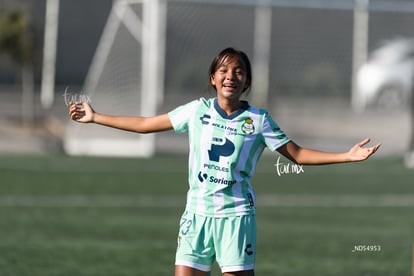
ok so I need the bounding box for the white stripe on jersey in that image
[169,97,290,217]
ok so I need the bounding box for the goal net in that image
[64,0,165,157]
[62,0,407,158]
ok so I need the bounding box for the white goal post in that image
[61,0,374,158]
[64,0,166,157]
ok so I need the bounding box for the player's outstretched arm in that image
[68,102,173,133]
[277,138,381,165]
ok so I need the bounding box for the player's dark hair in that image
[208,47,252,94]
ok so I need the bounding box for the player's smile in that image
[222,83,238,93]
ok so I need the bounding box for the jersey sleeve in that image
[168,98,202,134]
[261,112,290,151]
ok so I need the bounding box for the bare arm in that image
[69,102,173,133]
[277,139,381,165]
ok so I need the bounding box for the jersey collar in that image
[213,98,249,120]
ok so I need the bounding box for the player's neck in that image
[216,97,242,116]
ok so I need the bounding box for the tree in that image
[0,8,37,126]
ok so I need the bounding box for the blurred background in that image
[1,0,414,163]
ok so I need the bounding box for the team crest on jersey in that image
[241,118,255,134]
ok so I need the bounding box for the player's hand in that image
[347,138,381,161]
[69,101,95,123]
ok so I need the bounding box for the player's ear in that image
[210,74,216,86]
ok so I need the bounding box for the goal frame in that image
[64,0,166,157]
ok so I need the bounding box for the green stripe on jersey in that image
[168,97,290,217]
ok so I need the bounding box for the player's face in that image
[210,56,247,101]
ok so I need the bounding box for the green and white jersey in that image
[168,98,290,217]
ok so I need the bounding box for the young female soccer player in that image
[69,47,381,276]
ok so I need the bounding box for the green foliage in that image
[0,8,36,65]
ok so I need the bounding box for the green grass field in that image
[0,154,413,275]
